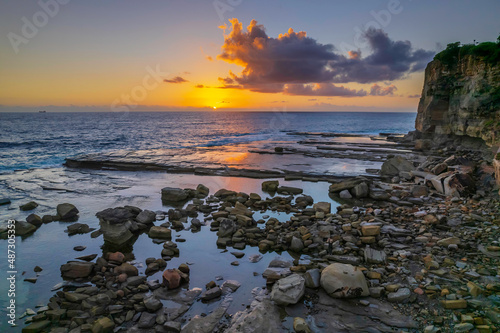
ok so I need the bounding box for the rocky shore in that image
[8,140,499,333]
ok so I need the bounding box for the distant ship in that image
[39,110,47,113]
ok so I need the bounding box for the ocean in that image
[0,111,416,172]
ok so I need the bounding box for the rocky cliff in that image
[415,54,500,147]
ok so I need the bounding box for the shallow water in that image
[0,168,339,330]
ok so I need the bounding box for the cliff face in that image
[415,55,500,147]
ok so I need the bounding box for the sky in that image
[0,0,499,112]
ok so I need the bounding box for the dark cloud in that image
[408,94,421,98]
[369,84,397,96]
[195,84,204,88]
[216,19,435,94]
[284,83,367,97]
[164,76,189,84]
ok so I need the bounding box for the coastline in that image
[1,129,498,332]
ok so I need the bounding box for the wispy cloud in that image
[164,76,189,84]
[370,84,397,96]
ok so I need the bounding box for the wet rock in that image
[76,254,97,262]
[380,156,414,177]
[196,184,210,197]
[144,295,163,312]
[320,263,369,298]
[262,180,279,192]
[163,321,182,332]
[16,221,37,236]
[26,214,42,227]
[73,246,86,251]
[387,288,411,303]
[60,261,94,279]
[231,252,245,259]
[148,226,172,239]
[270,274,305,306]
[222,280,241,292]
[114,263,138,276]
[57,203,79,221]
[214,188,237,198]
[248,254,263,263]
[201,286,222,301]
[22,320,51,332]
[108,251,125,263]
[0,198,11,206]
[277,186,303,195]
[161,187,189,202]
[218,219,236,238]
[138,312,157,329]
[437,237,460,247]
[19,201,38,211]
[136,210,156,224]
[162,269,181,289]
[66,223,90,235]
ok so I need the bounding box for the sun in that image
[213,106,217,109]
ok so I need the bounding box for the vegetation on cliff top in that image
[434,35,500,67]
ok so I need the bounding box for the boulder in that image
[143,296,163,312]
[196,184,210,197]
[387,288,411,303]
[214,188,237,198]
[99,220,133,245]
[96,206,139,224]
[19,201,38,211]
[352,182,369,198]
[201,286,222,302]
[380,156,415,177]
[0,198,10,206]
[161,187,189,202]
[313,202,331,213]
[270,274,305,305]
[138,312,157,329]
[15,221,37,236]
[262,180,279,192]
[320,263,369,298]
[136,210,156,224]
[26,214,42,227]
[60,261,94,279]
[114,263,138,276]
[162,269,181,289]
[67,223,91,235]
[218,219,236,238]
[277,186,303,195]
[57,203,79,220]
[329,178,366,193]
[148,226,171,239]
[290,236,304,252]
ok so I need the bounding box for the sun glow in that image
[213,106,217,109]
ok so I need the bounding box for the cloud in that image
[408,94,421,98]
[195,84,205,88]
[369,84,397,96]
[216,19,435,94]
[164,76,189,84]
[284,83,367,97]
[206,55,213,61]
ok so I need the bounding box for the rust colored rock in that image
[108,252,125,263]
[162,269,181,289]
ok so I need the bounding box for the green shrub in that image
[434,37,500,67]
